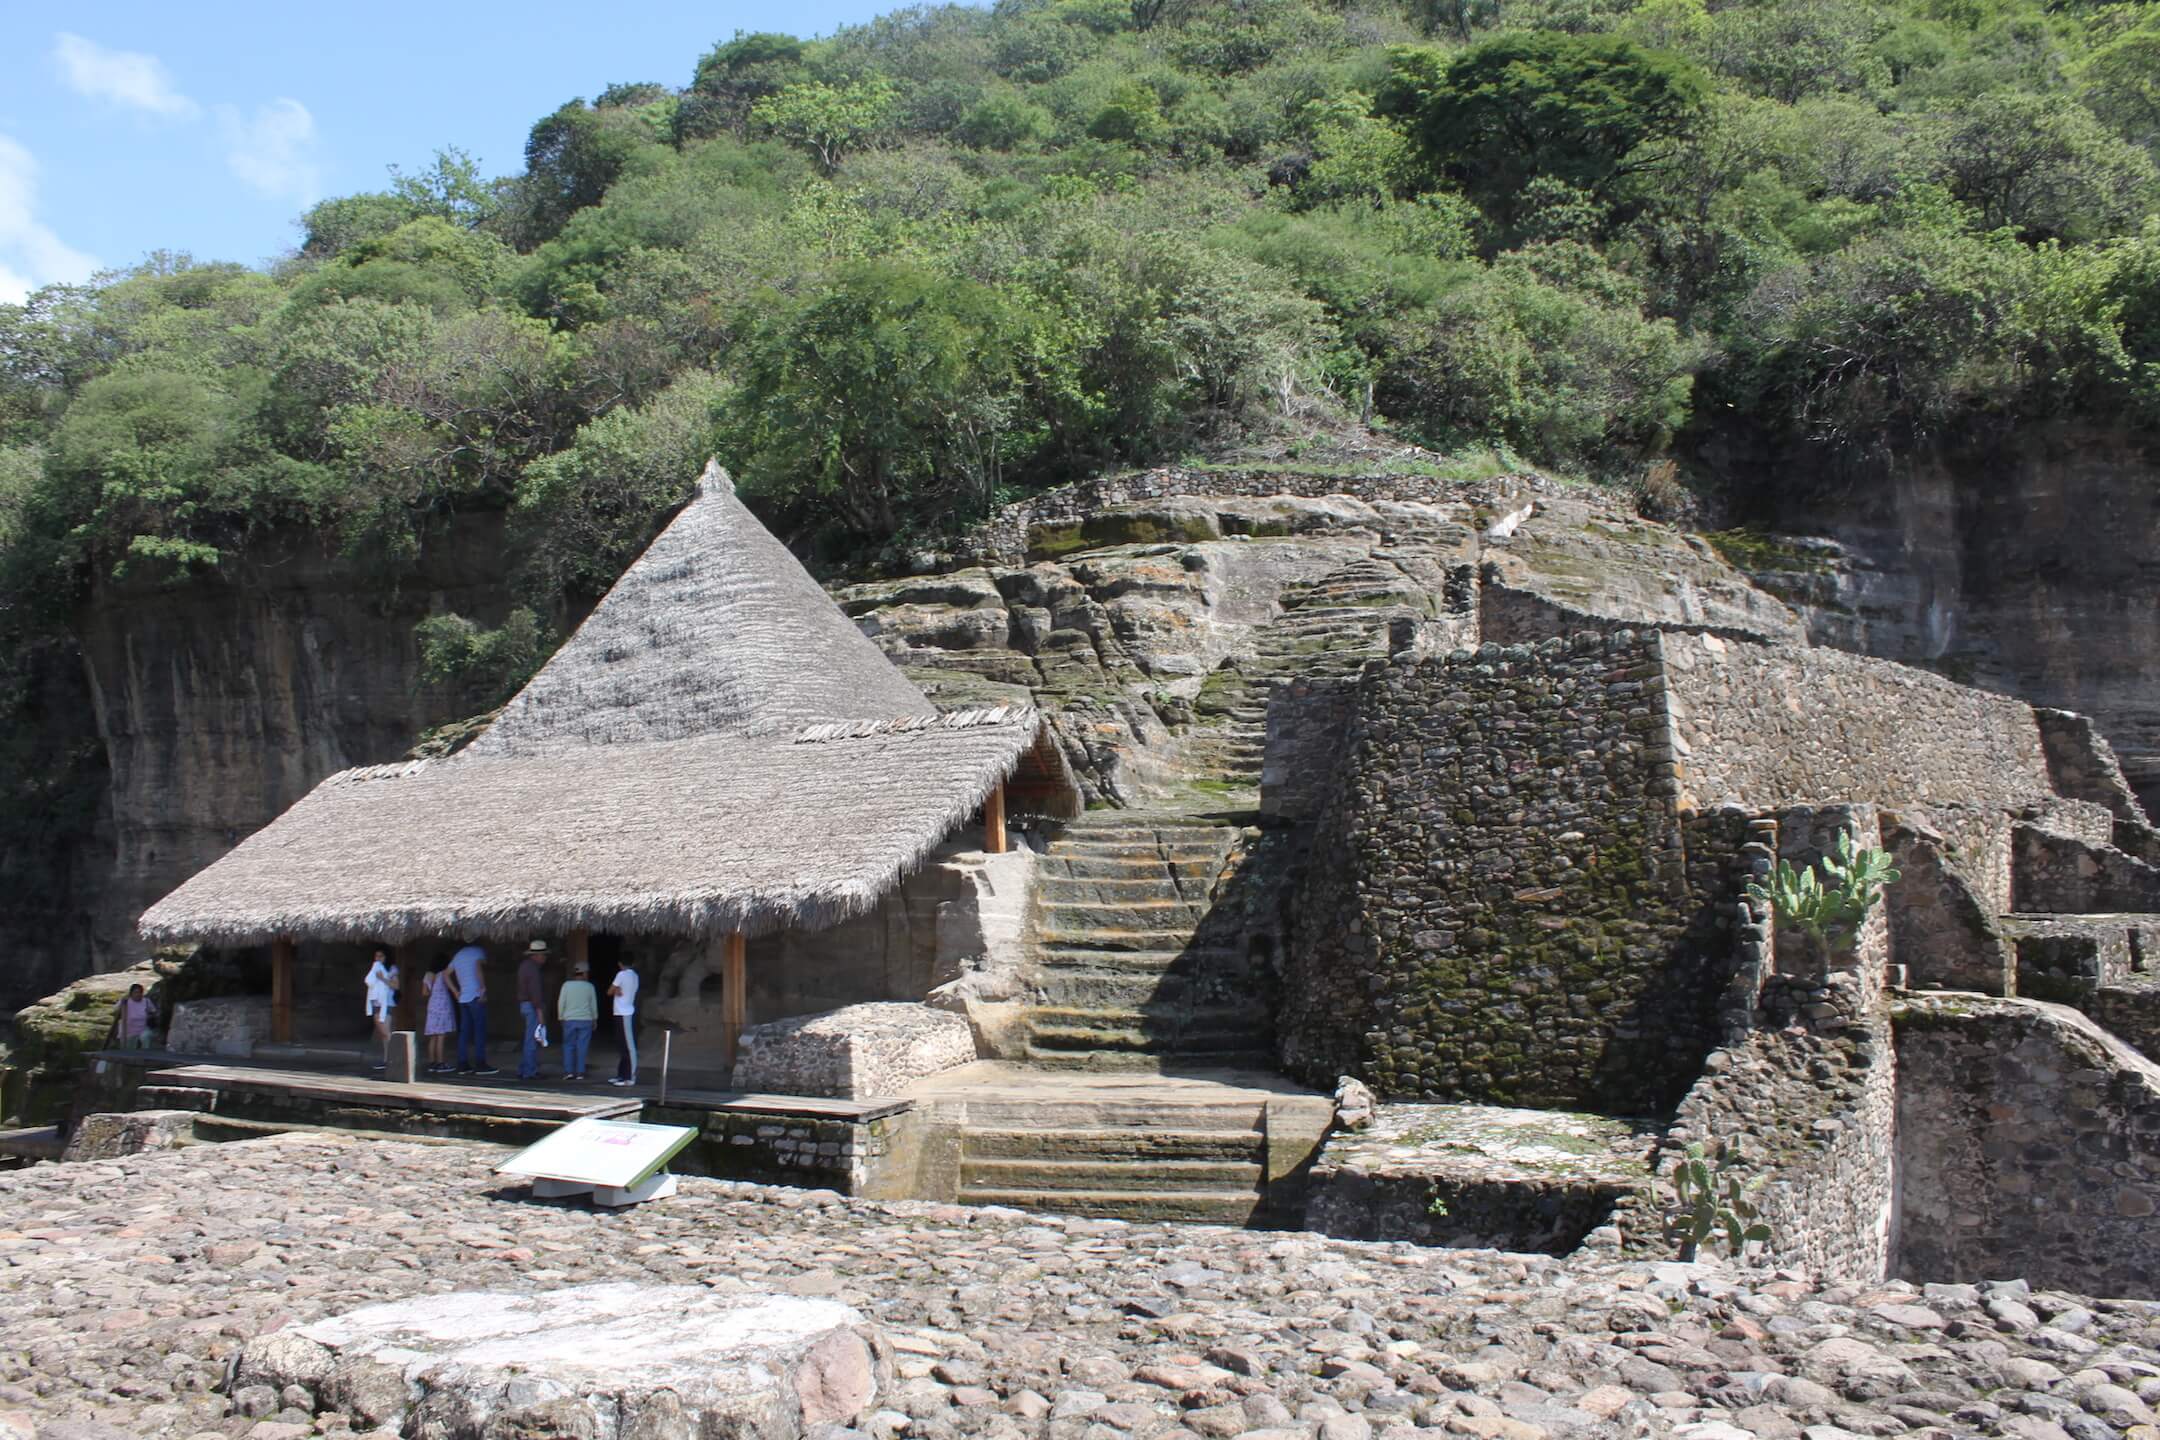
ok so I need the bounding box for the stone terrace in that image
[7,1135,2160,1440]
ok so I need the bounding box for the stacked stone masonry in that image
[1282,631,1745,1113]
[1895,994,2160,1297]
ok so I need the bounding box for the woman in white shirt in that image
[364,947,397,1073]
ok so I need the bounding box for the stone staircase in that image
[955,1091,1275,1223]
[948,554,1446,1224]
[1190,555,1433,789]
[1019,816,1271,1069]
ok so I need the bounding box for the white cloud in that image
[217,98,321,205]
[52,33,200,120]
[0,135,100,304]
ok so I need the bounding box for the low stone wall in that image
[730,1004,976,1100]
[167,996,271,1057]
[1882,813,2012,994]
[2037,707,2152,825]
[1629,1012,1897,1281]
[1894,994,2160,1298]
[1281,631,1749,1113]
[2012,822,2160,914]
[1304,1104,1652,1254]
[673,1104,920,1197]
[60,1109,195,1161]
[2005,914,2153,998]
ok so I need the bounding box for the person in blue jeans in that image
[557,961,599,1081]
[515,940,550,1081]
[446,941,498,1076]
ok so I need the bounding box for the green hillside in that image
[3,0,2158,619]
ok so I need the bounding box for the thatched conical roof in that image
[138,467,1076,946]
[470,464,934,756]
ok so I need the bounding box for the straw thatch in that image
[138,468,1078,947]
[468,461,934,756]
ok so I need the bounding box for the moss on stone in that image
[1705,529,1828,575]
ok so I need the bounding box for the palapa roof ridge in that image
[466,460,934,758]
[793,704,1037,744]
[136,465,1079,947]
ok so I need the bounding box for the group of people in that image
[363,940,642,1086]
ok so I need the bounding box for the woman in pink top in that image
[111,984,157,1051]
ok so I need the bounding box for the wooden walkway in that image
[150,1065,642,1123]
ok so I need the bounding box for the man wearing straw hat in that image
[516,940,551,1082]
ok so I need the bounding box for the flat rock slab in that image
[243,1281,888,1439]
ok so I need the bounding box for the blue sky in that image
[0,1,912,301]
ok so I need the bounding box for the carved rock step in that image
[962,1156,1264,1192]
[1024,1002,1269,1034]
[1037,874,1209,903]
[1015,1048,1279,1073]
[1051,838,1233,861]
[1035,926,1210,952]
[1025,1020,1270,1055]
[1030,970,1218,1006]
[1034,899,1213,933]
[956,1187,1266,1224]
[961,1126,1263,1161]
[951,1097,1268,1129]
[1029,946,1242,974]
[1042,854,1219,881]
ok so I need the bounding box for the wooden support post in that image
[395,942,421,1034]
[567,929,590,973]
[721,932,747,1073]
[984,781,1007,855]
[271,938,296,1044]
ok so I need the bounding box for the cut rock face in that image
[237,1282,887,1440]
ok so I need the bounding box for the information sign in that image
[497,1116,697,1198]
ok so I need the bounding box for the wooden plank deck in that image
[150,1065,641,1123]
[656,1088,912,1123]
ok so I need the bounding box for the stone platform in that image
[907,1062,1336,1225]
[1304,1103,1658,1254]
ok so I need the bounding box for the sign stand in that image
[496,1115,697,1208]
[531,1172,679,1206]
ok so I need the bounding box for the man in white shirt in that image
[609,961,640,1087]
[445,942,498,1077]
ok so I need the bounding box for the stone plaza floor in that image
[2,1133,2158,1439]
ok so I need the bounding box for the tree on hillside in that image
[675,32,812,142]
[511,100,667,246]
[753,78,900,174]
[726,260,1041,534]
[1935,91,2158,241]
[1380,34,1712,238]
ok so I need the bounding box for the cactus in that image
[1745,827,1900,964]
[1666,1141,1771,1262]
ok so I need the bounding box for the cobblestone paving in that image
[4,1134,2160,1440]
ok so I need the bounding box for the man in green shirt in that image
[557,962,600,1082]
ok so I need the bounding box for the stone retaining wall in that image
[679,1107,918,1197]
[2037,707,2152,825]
[1260,677,1359,825]
[1631,1012,1897,1280]
[2012,822,2160,914]
[1665,632,2054,915]
[1894,994,2160,1298]
[1281,631,1748,1113]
